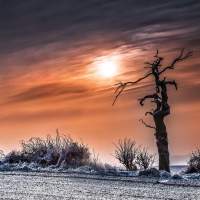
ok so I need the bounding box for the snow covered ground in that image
[0,171,200,199]
[0,162,200,199]
[0,162,196,179]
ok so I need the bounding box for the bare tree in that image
[113,49,193,172]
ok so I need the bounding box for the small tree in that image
[113,49,193,172]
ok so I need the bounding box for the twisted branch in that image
[145,111,154,116]
[138,93,161,106]
[139,119,156,130]
[112,73,152,105]
[159,49,193,75]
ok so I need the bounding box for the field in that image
[0,171,199,200]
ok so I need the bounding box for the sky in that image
[0,0,200,165]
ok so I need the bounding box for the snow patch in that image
[0,162,200,180]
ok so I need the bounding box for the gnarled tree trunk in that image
[153,72,171,172]
[154,112,170,172]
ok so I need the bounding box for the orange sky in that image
[0,0,200,165]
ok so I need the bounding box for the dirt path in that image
[0,171,199,199]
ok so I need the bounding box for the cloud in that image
[0,0,199,89]
[8,82,89,103]
[1,0,200,55]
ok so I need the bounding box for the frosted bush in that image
[2,130,91,169]
[113,138,156,170]
[188,148,200,170]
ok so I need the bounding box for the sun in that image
[98,60,117,78]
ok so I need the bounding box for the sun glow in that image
[98,60,117,78]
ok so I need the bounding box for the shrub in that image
[112,138,138,170]
[188,148,200,170]
[3,150,22,163]
[113,138,156,170]
[135,147,156,169]
[3,130,91,168]
[60,140,90,167]
[0,150,5,161]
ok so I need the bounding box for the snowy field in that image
[0,171,200,200]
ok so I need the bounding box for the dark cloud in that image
[0,0,199,93]
[0,0,200,56]
[0,0,200,103]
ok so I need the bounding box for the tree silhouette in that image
[113,49,193,172]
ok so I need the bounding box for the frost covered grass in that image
[0,131,200,181]
[0,130,118,173]
[1,130,90,167]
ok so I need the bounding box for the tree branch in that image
[159,49,193,75]
[145,111,154,116]
[154,49,163,60]
[139,119,156,130]
[138,93,161,106]
[112,72,152,105]
[138,94,153,106]
[165,79,177,90]
[112,82,126,106]
[145,62,154,66]
[154,50,159,57]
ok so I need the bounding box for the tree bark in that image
[153,111,170,172]
[153,80,170,172]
